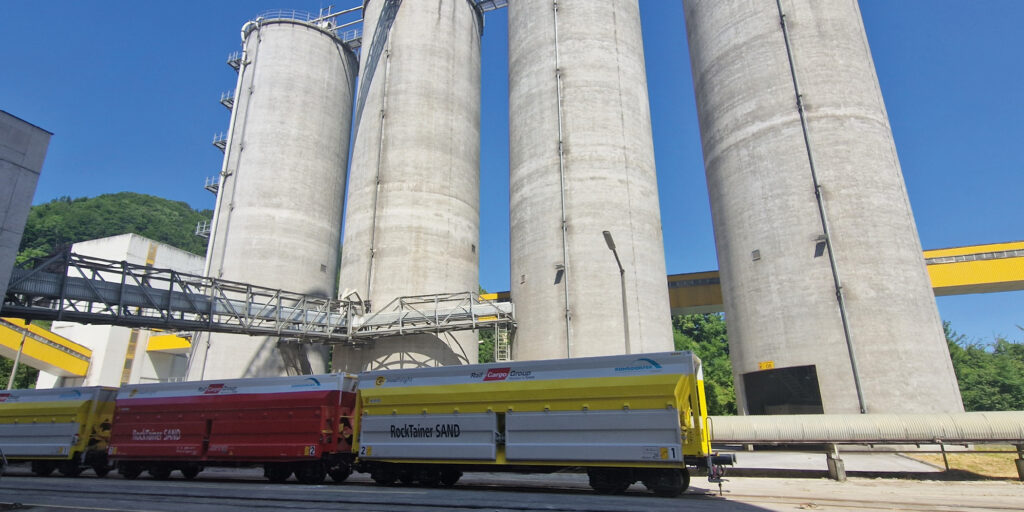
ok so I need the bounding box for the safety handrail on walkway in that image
[1,251,514,344]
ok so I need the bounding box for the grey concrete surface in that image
[195,18,358,379]
[1,464,1021,511]
[726,449,940,473]
[682,0,963,415]
[336,0,482,372]
[0,111,50,296]
[508,0,673,362]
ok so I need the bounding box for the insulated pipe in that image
[709,412,1024,444]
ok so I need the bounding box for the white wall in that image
[37,234,204,388]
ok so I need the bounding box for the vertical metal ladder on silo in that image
[494,325,511,362]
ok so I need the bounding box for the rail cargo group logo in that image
[471,367,534,381]
[483,367,511,381]
[614,358,663,373]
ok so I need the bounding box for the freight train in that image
[0,351,731,497]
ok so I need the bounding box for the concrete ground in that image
[725,448,945,473]
[1,453,1021,511]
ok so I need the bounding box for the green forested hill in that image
[17,192,212,261]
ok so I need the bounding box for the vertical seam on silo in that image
[612,0,639,348]
[366,38,391,301]
[553,0,573,357]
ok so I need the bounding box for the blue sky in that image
[2,1,1020,344]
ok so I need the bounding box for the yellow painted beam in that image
[145,333,192,354]
[0,319,90,377]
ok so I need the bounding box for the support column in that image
[826,444,846,482]
[1015,444,1023,482]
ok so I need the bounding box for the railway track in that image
[1,469,1020,512]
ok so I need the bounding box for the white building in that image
[35,234,204,388]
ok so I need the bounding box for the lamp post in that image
[602,231,630,355]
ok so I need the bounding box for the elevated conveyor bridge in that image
[669,241,1024,315]
[1,251,514,346]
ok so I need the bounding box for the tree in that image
[945,322,1024,411]
[672,314,736,416]
[478,327,496,364]
[0,356,39,390]
[17,192,212,263]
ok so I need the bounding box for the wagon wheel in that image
[180,465,201,480]
[295,461,326,485]
[370,464,399,485]
[118,463,143,480]
[641,468,688,498]
[264,463,292,483]
[328,462,352,483]
[439,468,462,487]
[148,465,172,480]
[58,460,83,477]
[31,461,55,477]
[587,468,632,494]
[93,464,112,478]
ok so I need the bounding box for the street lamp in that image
[602,231,630,355]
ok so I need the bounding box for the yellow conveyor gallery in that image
[668,241,1024,314]
[354,351,712,468]
[0,318,90,377]
[2,242,1019,374]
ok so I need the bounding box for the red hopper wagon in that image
[108,373,358,483]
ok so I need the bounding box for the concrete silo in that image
[334,0,482,371]
[507,0,673,361]
[190,15,358,379]
[682,0,963,414]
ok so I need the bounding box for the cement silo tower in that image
[682,0,963,414]
[334,0,482,372]
[507,0,673,360]
[191,13,358,379]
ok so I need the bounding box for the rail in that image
[1,251,514,344]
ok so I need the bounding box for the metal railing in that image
[219,90,235,109]
[1,251,514,345]
[195,220,211,238]
[211,132,227,151]
[203,175,220,194]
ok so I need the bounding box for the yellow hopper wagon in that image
[354,351,733,496]
[0,386,117,477]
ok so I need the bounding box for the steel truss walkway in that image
[1,251,514,345]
